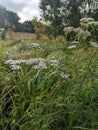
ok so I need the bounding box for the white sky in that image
[0,0,41,22]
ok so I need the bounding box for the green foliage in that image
[66,0,82,27]
[1,30,6,40]
[22,21,35,33]
[40,0,65,37]
[0,5,19,31]
[0,39,98,129]
[0,5,35,33]
[32,18,45,39]
[0,28,5,39]
[80,18,98,41]
[39,0,98,38]
[91,9,98,21]
[39,0,83,37]
[63,17,98,43]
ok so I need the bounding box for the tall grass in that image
[0,39,98,130]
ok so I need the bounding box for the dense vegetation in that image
[1,0,98,36]
[0,34,98,129]
[39,0,98,37]
[0,0,98,129]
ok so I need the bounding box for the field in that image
[6,31,49,40]
[0,37,98,130]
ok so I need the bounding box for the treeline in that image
[1,0,98,37]
[0,5,35,33]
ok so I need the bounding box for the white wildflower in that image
[10,65,21,70]
[80,18,94,23]
[26,58,45,65]
[78,30,91,37]
[0,28,4,31]
[5,60,23,65]
[50,60,59,67]
[93,21,98,26]
[78,29,85,35]
[85,31,91,37]
[33,62,47,70]
[89,41,98,47]
[5,58,46,70]
[5,58,45,65]
[5,77,10,82]
[63,26,74,33]
[71,41,80,44]
[73,27,83,33]
[60,72,70,80]
[30,43,40,48]
[88,21,98,26]
[66,10,71,15]
[68,45,76,49]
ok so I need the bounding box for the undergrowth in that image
[0,39,98,130]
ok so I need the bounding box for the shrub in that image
[80,18,98,41]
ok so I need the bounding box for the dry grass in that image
[6,31,49,40]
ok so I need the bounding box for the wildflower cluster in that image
[80,18,94,23]
[71,41,79,44]
[73,27,83,33]
[10,65,21,70]
[68,45,76,49]
[89,41,98,48]
[80,18,98,41]
[5,58,47,70]
[63,17,98,43]
[63,26,91,43]
[33,60,47,69]
[50,60,59,67]
[80,18,95,30]
[63,26,74,33]
[60,72,70,80]
[5,58,71,82]
[63,26,75,41]
[5,58,60,71]
[30,43,40,48]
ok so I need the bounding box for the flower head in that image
[30,43,40,48]
[89,41,98,47]
[80,18,94,23]
[68,45,76,49]
[60,72,70,80]
[50,60,59,67]
[10,65,21,70]
[63,26,74,33]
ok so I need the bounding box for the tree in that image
[5,10,20,30]
[0,5,6,27]
[0,5,20,31]
[0,5,36,33]
[32,17,46,38]
[77,0,98,20]
[22,20,35,33]
[40,0,84,37]
[65,0,82,27]
[4,19,11,30]
[40,0,65,37]
[85,0,98,20]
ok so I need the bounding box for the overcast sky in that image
[0,0,41,22]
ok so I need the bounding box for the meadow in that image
[0,37,98,130]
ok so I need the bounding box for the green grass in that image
[0,38,98,130]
